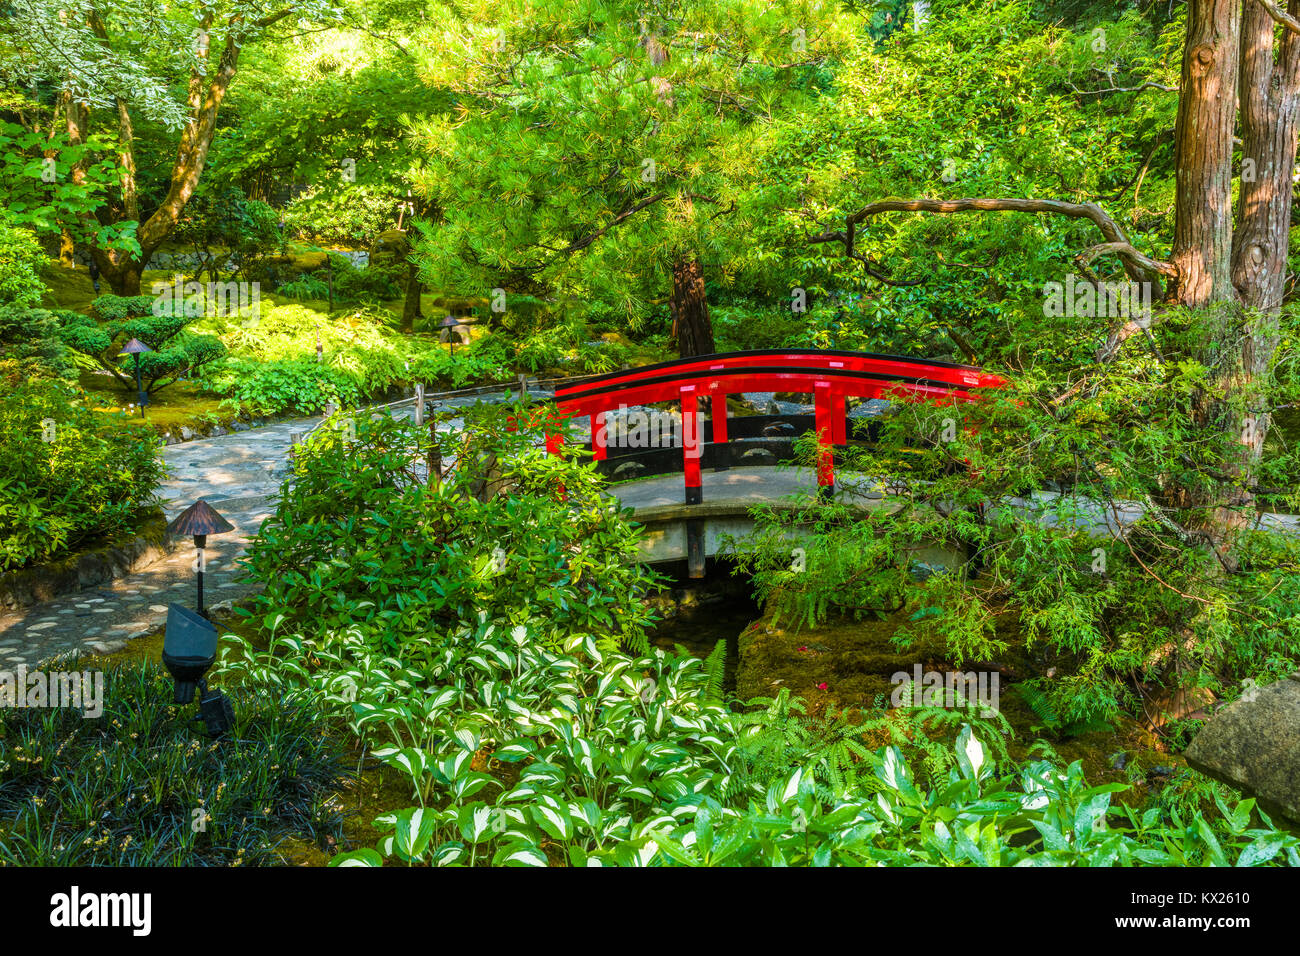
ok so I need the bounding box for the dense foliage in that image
[240,409,660,651]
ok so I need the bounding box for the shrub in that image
[60,301,227,397]
[327,253,401,303]
[238,408,659,651]
[0,219,46,308]
[203,357,365,415]
[89,294,157,322]
[0,305,79,383]
[0,379,164,569]
[0,660,350,865]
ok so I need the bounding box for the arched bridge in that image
[548,348,1008,505]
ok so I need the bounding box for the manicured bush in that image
[61,297,228,397]
[88,294,157,322]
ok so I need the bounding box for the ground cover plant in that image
[0,660,350,865]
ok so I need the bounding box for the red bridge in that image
[548,349,1008,503]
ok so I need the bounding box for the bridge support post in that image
[712,393,729,472]
[682,385,702,504]
[687,518,706,579]
[814,381,834,501]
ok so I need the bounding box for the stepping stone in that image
[149,605,169,613]
[87,598,105,604]
[92,608,114,614]
[26,622,57,631]
[58,609,76,615]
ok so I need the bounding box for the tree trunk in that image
[1170,0,1240,308]
[401,261,424,333]
[669,254,715,357]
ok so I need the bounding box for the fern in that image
[702,639,727,702]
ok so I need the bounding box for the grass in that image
[78,369,233,436]
[0,656,352,865]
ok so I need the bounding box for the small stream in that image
[645,563,759,693]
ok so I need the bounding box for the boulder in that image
[740,448,778,465]
[1184,673,1300,823]
[611,461,647,481]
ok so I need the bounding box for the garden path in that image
[0,385,552,668]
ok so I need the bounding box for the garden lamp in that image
[119,338,152,417]
[166,499,234,619]
[162,603,234,737]
[440,315,461,359]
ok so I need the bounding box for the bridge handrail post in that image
[591,410,607,461]
[814,380,834,500]
[681,385,702,505]
[712,391,729,472]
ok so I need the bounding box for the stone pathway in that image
[0,386,554,667]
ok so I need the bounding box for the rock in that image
[772,401,814,415]
[1185,673,1300,823]
[739,448,778,465]
[208,600,233,614]
[762,422,795,437]
[210,426,227,437]
[848,399,892,419]
[180,426,195,441]
[611,461,647,481]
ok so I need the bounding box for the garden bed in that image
[0,509,176,610]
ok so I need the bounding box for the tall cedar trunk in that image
[669,255,715,357]
[401,260,424,332]
[1171,0,1239,308]
[1203,0,1300,545]
[1166,0,1246,566]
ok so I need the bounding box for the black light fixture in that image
[119,338,152,417]
[162,603,234,737]
[166,499,234,619]
[440,315,461,359]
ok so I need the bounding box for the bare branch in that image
[809,196,1175,288]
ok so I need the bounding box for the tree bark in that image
[1170,0,1240,308]
[669,254,715,357]
[89,26,246,295]
[401,260,424,332]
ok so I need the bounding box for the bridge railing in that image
[551,349,1008,504]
